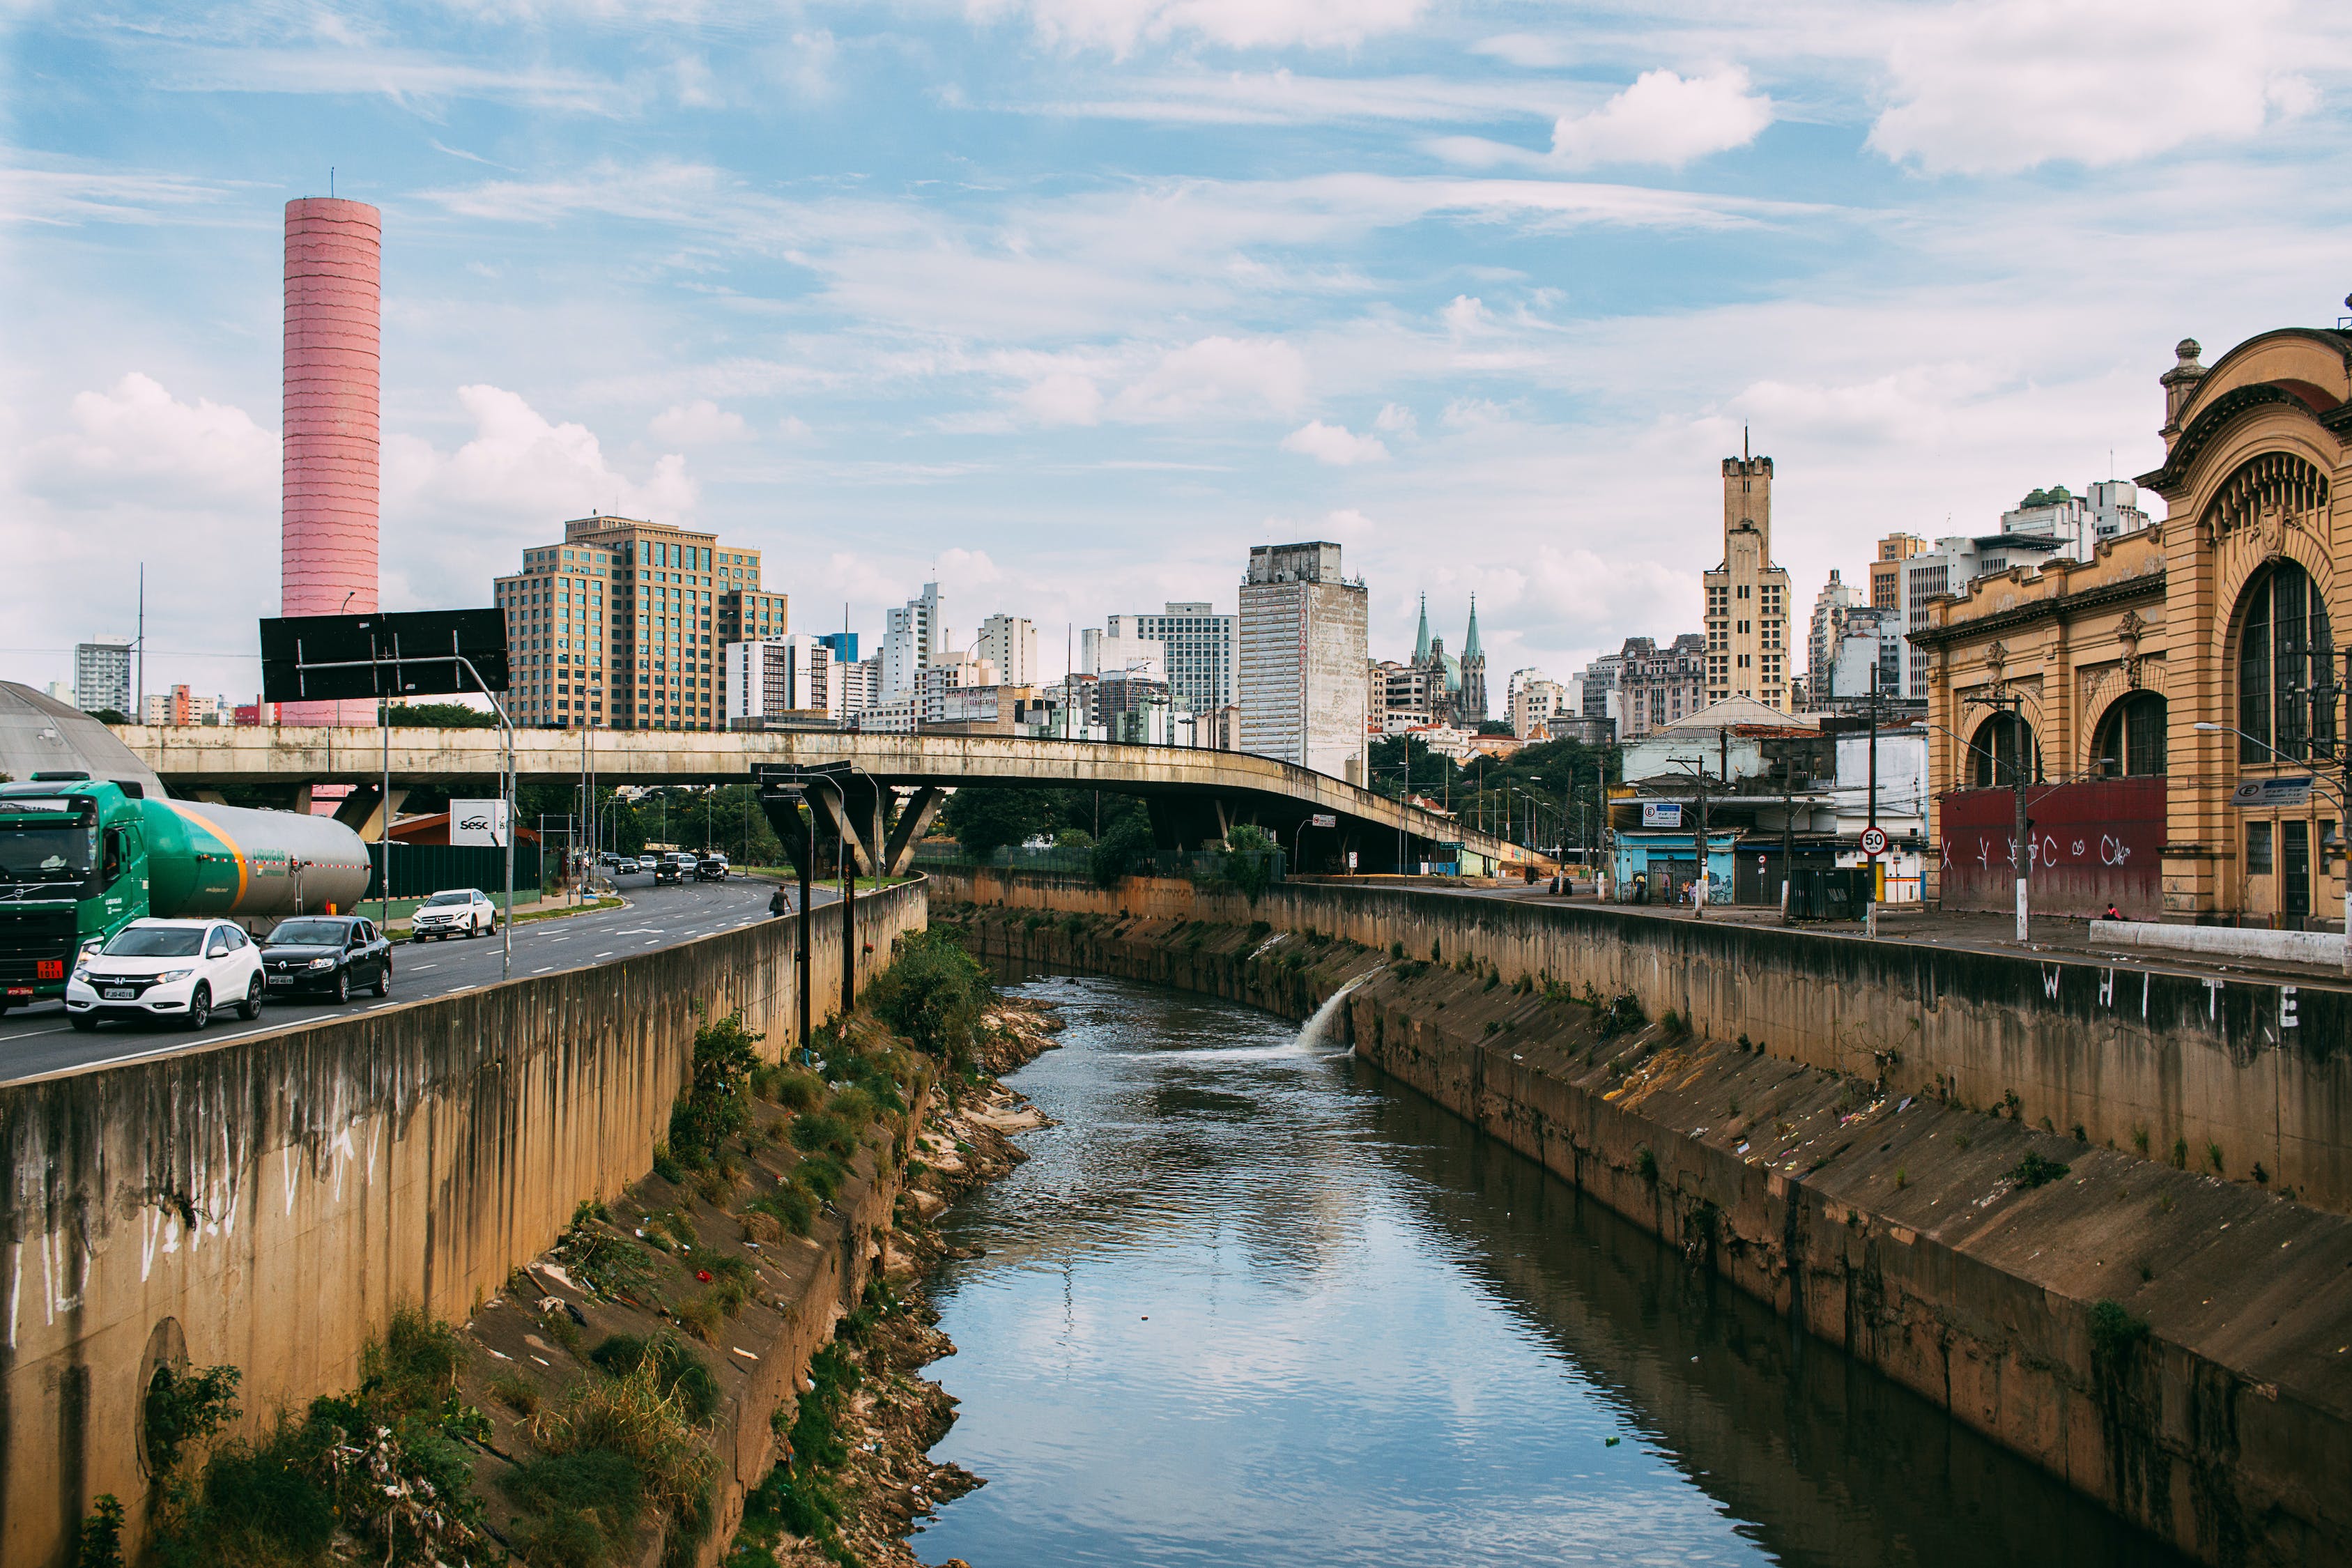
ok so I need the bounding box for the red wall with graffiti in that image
[1937,778,2165,918]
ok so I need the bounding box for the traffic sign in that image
[1859,827,1889,856]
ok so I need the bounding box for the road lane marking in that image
[594,951,613,958]
[532,967,554,974]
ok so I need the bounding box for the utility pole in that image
[1779,751,1796,925]
[1982,691,2033,943]
[1866,672,1881,939]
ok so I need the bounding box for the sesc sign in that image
[449,798,509,847]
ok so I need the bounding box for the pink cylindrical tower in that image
[281,197,381,725]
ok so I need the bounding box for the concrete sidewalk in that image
[1438,881,2352,992]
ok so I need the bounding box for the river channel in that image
[917,976,2189,1568]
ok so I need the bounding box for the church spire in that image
[1463,594,1482,659]
[1413,592,1431,663]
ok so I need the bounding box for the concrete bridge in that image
[118,724,1543,877]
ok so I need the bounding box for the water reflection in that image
[921,976,2188,1568]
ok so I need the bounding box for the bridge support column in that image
[333,783,408,842]
[881,786,945,877]
[813,783,880,877]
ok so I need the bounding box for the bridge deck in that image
[118,725,1548,874]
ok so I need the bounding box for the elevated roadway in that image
[120,724,1542,877]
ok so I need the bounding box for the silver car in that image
[410,888,498,941]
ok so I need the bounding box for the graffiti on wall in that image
[1937,778,2165,918]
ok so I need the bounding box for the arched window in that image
[2235,562,2335,764]
[2093,692,2167,777]
[1969,712,2036,788]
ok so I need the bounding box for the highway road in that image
[0,871,835,1085]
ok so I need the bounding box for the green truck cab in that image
[0,774,151,1010]
[0,771,376,1014]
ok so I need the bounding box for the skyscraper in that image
[495,516,769,730]
[976,615,1040,686]
[881,583,941,699]
[280,197,381,725]
[1238,542,1367,783]
[1097,603,1234,715]
[73,638,132,716]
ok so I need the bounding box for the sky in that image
[5,0,2351,703]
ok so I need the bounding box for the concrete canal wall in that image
[939,868,2352,1216]
[0,882,926,1567]
[935,875,2352,1568]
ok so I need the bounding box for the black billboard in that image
[260,610,510,703]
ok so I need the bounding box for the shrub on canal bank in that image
[864,930,991,1073]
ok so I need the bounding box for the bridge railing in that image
[910,841,1286,886]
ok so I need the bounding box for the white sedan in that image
[66,918,265,1031]
[410,888,499,941]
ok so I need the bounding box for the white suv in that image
[67,918,264,1031]
[410,888,498,941]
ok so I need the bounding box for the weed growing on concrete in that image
[1429,939,1442,964]
[752,1063,823,1112]
[2138,1262,2155,1284]
[1514,974,1532,994]
[1953,1133,1971,1151]
[2070,1123,2086,1143]
[1596,992,1645,1039]
[526,1353,717,1566]
[144,1361,243,1478]
[1484,1020,1501,1036]
[2171,1136,2188,1169]
[146,1312,492,1568]
[792,1112,856,1160]
[1726,1096,1739,1117]
[2252,1162,2268,1185]
[588,1333,721,1424]
[1387,939,1404,958]
[1483,971,1500,992]
[72,1494,125,1568]
[2087,1299,2151,1375]
[556,1207,663,1302]
[748,1187,819,1237]
[2000,1089,2022,1119]
[1661,1009,1689,1040]
[2132,1125,2151,1155]
[2008,1151,2072,1190]
[1894,1168,1907,1190]
[1634,1145,1659,1181]
[489,1372,541,1415]
[865,930,992,1073]
[2206,1142,2224,1174]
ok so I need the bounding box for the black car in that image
[653,859,682,886]
[259,914,392,1003]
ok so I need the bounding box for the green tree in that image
[1089,813,1156,887]
[940,786,1047,862]
[383,701,498,728]
[864,932,991,1071]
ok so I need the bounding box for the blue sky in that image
[6,0,2349,702]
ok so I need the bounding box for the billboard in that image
[1642,802,1683,827]
[1937,778,2164,918]
[448,798,509,847]
[260,608,509,704]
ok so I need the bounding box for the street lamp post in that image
[2195,718,2352,976]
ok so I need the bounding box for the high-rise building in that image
[1238,541,1367,783]
[976,615,1040,687]
[74,638,132,716]
[1805,570,1856,706]
[881,584,941,699]
[1507,669,1566,739]
[280,197,382,725]
[1615,633,1709,738]
[815,631,859,665]
[1081,625,1167,683]
[1702,443,1794,709]
[724,636,833,727]
[1098,603,1235,716]
[835,656,880,716]
[496,515,761,730]
[1869,534,1925,610]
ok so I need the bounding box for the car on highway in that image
[259,914,392,1003]
[64,917,263,1031]
[695,853,729,881]
[633,856,657,873]
[652,858,682,886]
[410,888,499,941]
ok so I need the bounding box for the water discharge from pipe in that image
[1296,969,1377,1055]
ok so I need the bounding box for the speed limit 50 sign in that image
[1859,827,1889,856]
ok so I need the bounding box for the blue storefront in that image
[1611,829,1739,905]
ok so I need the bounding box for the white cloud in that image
[1374,402,1417,436]
[1017,371,1105,426]
[1868,0,2317,174]
[1281,420,1389,465]
[649,399,746,443]
[1442,294,1489,335]
[778,415,815,440]
[26,373,277,503]
[1109,336,1307,422]
[972,0,1427,54]
[389,384,695,526]
[1548,68,1773,169]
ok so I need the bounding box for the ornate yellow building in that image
[1916,328,2352,925]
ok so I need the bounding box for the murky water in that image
[919,976,2188,1568]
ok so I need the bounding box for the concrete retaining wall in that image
[939,868,2352,1215]
[940,897,2352,1567]
[0,882,926,1568]
[2092,918,2346,967]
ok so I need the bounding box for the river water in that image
[918,976,2187,1568]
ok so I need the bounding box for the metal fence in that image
[910,841,1284,885]
[367,842,544,900]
